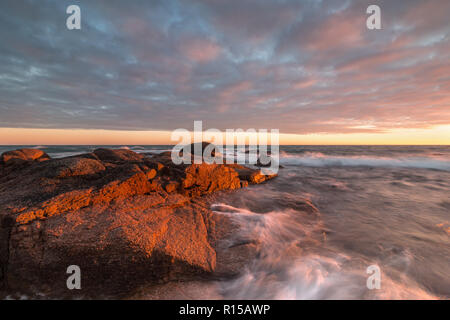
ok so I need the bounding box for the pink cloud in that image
[217,81,252,113]
[293,79,317,89]
[307,14,365,51]
[180,38,222,63]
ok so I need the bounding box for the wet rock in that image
[233,165,277,184]
[240,180,249,188]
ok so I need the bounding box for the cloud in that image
[179,37,222,63]
[0,0,448,135]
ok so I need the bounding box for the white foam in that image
[280,152,450,171]
[212,203,439,300]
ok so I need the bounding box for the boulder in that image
[7,195,215,296]
[0,149,50,166]
[0,148,276,298]
[233,165,277,184]
[184,142,216,157]
[93,148,143,162]
[181,163,241,196]
[50,157,106,178]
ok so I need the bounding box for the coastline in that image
[0,147,277,299]
[1,145,448,299]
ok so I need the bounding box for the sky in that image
[0,0,449,145]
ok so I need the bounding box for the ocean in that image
[1,145,449,299]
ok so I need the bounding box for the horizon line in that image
[1,144,449,147]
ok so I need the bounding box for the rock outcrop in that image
[1,148,50,164]
[0,149,50,168]
[0,148,276,298]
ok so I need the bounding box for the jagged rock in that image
[181,164,241,196]
[145,168,157,180]
[233,165,277,184]
[165,182,179,193]
[0,148,276,298]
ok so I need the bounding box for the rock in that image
[215,242,259,277]
[0,216,14,290]
[145,168,157,180]
[0,149,50,166]
[256,153,272,167]
[149,178,164,192]
[51,157,106,178]
[178,142,218,162]
[7,195,215,296]
[155,151,172,158]
[233,165,277,184]
[256,155,284,169]
[188,142,216,156]
[165,182,179,193]
[156,162,165,171]
[93,148,143,162]
[128,280,223,300]
[0,148,276,298]
[181,163,241,196]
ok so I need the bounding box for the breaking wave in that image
[212,203,439,300]
[280,152,450,171]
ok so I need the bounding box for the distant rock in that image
[184,141,217,157]
[93,148,144,162]
[0,148,50,166]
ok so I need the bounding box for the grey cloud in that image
[0,0,449,134]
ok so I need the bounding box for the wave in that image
[212,203,439,300]
[139,148,171,154]
[48,152,84,158]
[280,152,450,171]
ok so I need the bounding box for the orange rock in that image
[181,163,241,194]
[146,168,157,180]
[0,148,276,298]
[1,148,50,166]
[233,166,277,184]
[165,182,179,193]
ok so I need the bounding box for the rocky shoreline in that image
[0,147,276,299]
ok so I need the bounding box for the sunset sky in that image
[0,0,449,145]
